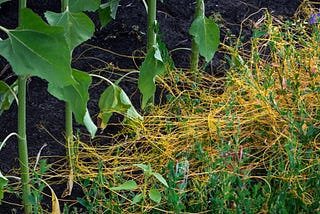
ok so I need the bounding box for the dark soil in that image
[0,0,303,213]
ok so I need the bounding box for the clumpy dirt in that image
[0,0,303,212]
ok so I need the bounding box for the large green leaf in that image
[111,180,138,191]
[48,69,97,137]
[0,171,8,204]
[98,83,142,130]
[138,46,165,109]
[0,8,74,87]
[98,0,120,28]
[148,188,161,203]
[189,15,220,62]
[45,10,95,51]
[69,0,100,12]
[0,80,17,116]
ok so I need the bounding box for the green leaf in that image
[77,197,91,209]
[189,15,220,62]
[253,29,267,38]
[98,83,142,130]
[131,193,143,205]
[0,0,10,5]
[148,189,161,203]
[133,164,152,173]
[82,109,97,138]
[0,80,17,116]
[99,0,120,28]
[48,69,97,137]
[0,8,74,87]
[152,172,168,188]
[138,46,165,109]
[45,10,95,51]
[69,0,100,12]
[0,171,8,204]
[111,180,138,191]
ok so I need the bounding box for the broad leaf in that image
[131,193,143,205]
[152,172,168,188]
[138,45,165,109]
[98,83,142,130]
[148,188,161,203]
[189,15,220,62]
[48,69,97,137]
[45,10,95,51]
[0,0,10,5]
[0,8,74,87]
[98,0,120,28]
[0,80,17,116]
[0,171,8,204]
[69,0,100,12]
[111,180,138,191]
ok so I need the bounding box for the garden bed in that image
[1,0,319,213]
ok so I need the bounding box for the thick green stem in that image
[61,0,72,143]
[65,102,73,148]
[61,0,68,11]
[147,0,156,51]
[65,102,74,175]
[190,0,204,72]
[61,0,74,184]
[18,77,31,214]
[19,0,26,13]
[18,0,32,213]
[146,0,157,105]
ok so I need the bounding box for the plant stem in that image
[147,0,156,51]
[18,0,32,213]
[146,0,157,105]
[61,0,68,11]
[61,0,75,193]
[62,0,72,144]
[190,0,204,72]
[65,102,73,149]
[18,77,32,214]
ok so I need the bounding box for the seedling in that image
[190,0,220,72]
[111,164,168,211]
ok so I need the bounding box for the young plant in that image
[92,73,143,131]
[111,164,168,211]
[189,0,220,72]
[0,0,125,212]
[138,0,165,108]
[0,0,32,212]
[45,0,99,197]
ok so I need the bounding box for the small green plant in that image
[76,160,121,213]
[111,163,168,212]
[165,158,189,212]
[29,159,50,214]
[138,0,166,108]
[190,0,220,72]
[138,0,220,109]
